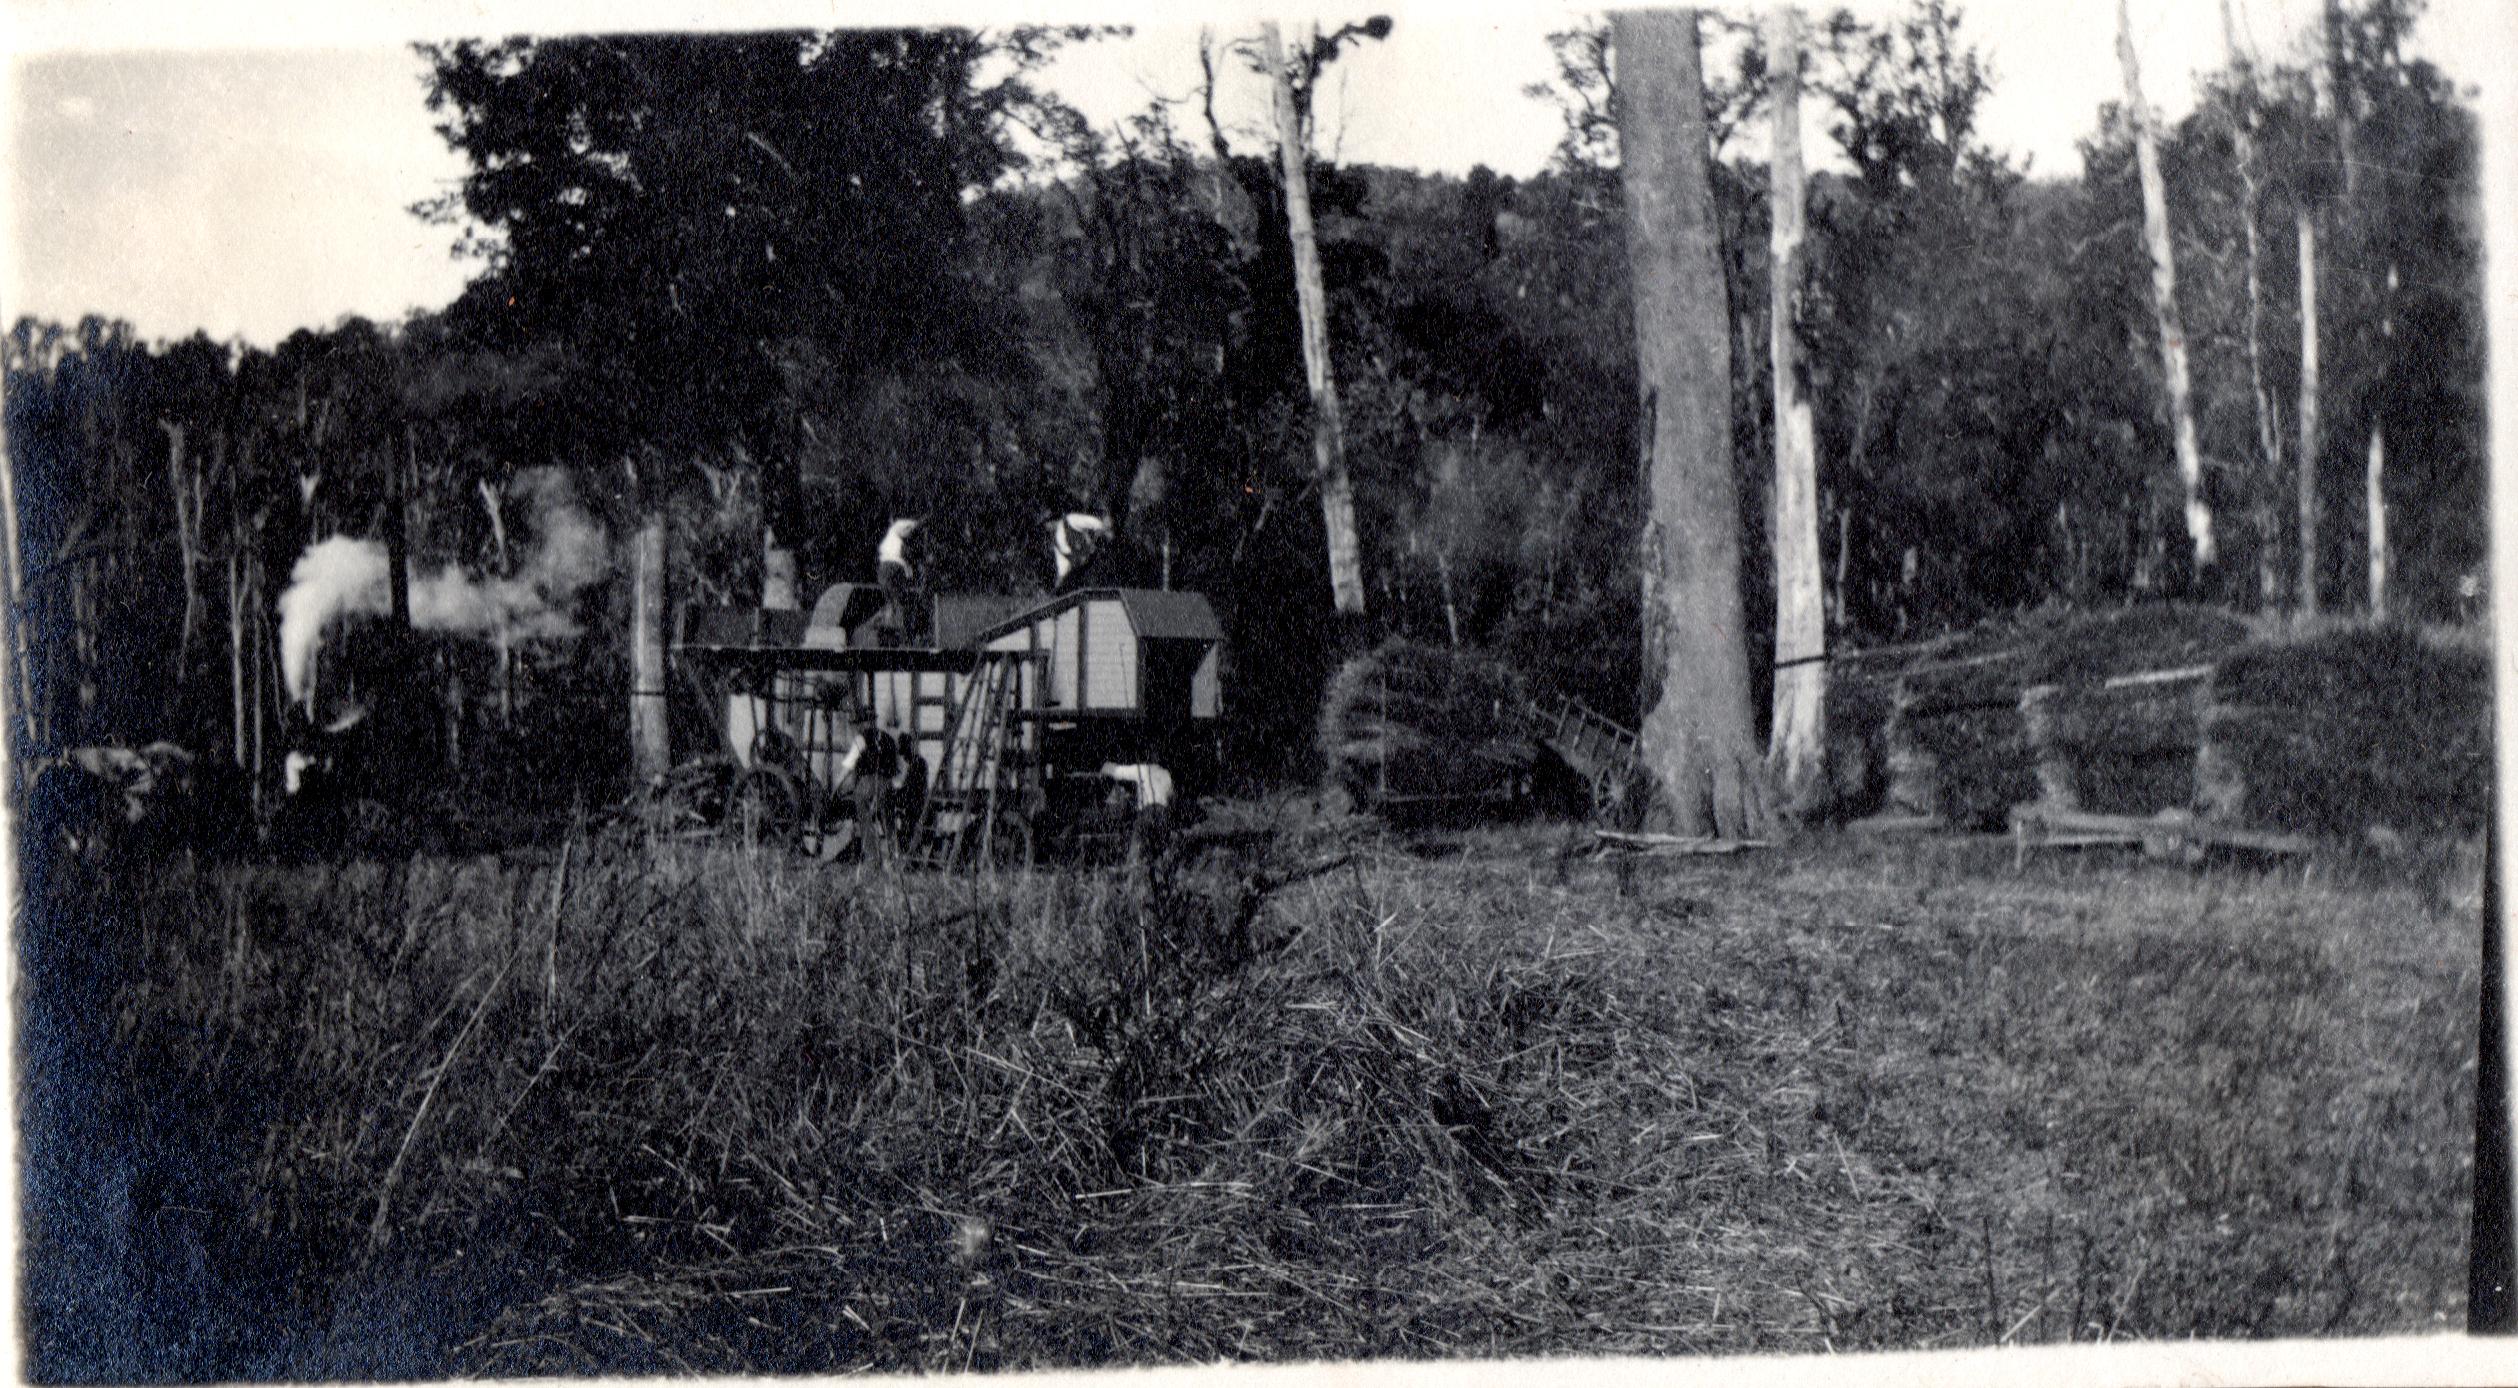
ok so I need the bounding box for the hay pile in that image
[2023,605,2257,685]
[1821,642,1949,820]
[1880,605,2255,829]
[2021,670,2213,815]
[1884,644,2043,828]
[1320,641,1537,810]
[2199,626,2490,840]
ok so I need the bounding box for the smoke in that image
[278,470,609,706]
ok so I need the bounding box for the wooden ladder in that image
[1535,692,1642,813]
[905,652,1026,869]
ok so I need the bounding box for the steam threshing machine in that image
[671,582,1224,865]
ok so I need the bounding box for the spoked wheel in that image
[727,768,803,851]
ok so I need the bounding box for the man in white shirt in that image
[1099,761,1176,861]
[876,517,923,645]
[1098,761,1173,809]
[1051,512,1111,592]
[836,708,904,864]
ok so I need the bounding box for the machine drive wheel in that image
[728,768,803,851]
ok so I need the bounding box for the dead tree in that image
[159,420,207,683]
[2116,0,2214,577]
[2220,0,2286,610]
[479,477,515,726]
[2369,262,2394,618]
[2298,6,2336,618]
[0,369,32,761]
[1261,21,1366,618]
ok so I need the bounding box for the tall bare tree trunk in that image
[2369,261,2395,619]
[1765,5,1826,821]
[629,459,671,783]
[2366,426,2387,618]
[2117,0,2214,577]
[2220,0,2286,612]
[2328,0,2358,200]
[1616,8,1771,839]
[228,548,247,768]
[250,553,267,799]
[1262,21,1365,618]
[160,419,206,683]
[479,478,514,728]
[2298,8,2337,620]
[2297,207,2323,617]
[0,384,34,759]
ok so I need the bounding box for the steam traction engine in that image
[671,583,1223,865]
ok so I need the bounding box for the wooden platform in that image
[2007,804,2315,864]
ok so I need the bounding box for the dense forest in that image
[1,0,2483,817]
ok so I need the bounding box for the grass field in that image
[16,814,2482,1379]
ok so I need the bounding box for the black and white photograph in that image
[6,0,2516,1379]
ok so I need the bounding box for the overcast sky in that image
[5,0,2509,347]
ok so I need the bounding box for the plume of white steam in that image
[279,469,608,707]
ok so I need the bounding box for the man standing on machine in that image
[876,517,924,645]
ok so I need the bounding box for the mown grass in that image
[16,816,2480,1378]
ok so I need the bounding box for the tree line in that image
[1,1,2482,822]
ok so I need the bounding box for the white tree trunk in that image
[1262,21,1366,617]
[251,556,267,794]
[2221,0,2286,612]
[629,473,671,782]
[2297,206,2322,617]
[2327,0,2359,200]
[160,419,204,680]
[2117,0,2214,573]
[0,386,32,756]
[2366,426,2387,619]
[2369,261,2396,619]
[2297,5,2338,620]
[1765,5,1826,821]
[479,478,514,727]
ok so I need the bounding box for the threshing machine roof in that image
[973,587,1223,646]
